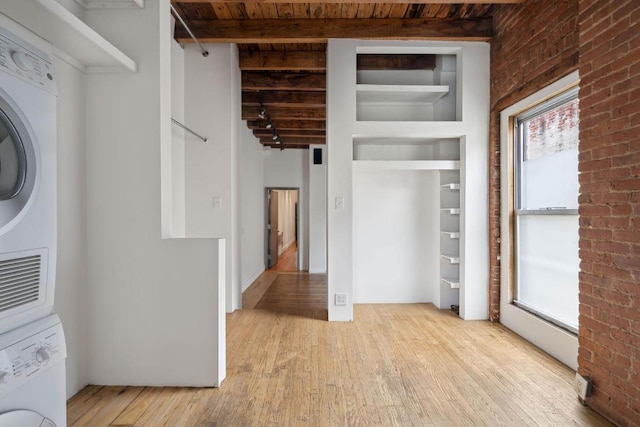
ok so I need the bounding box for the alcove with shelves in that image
[352,136,460,170]
[438,170,461,309]
[356,53,458,122]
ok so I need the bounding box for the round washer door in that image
[0,410,56,427]
[0,93,38,236]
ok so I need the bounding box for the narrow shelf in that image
[356,84,449,104]
[440,183,460,190]
[353,160,460,171]
[441,255,460,264]
[440,208,460,215]
[2,0,137,72]
[441,278,460,289]
[441,231,460,239]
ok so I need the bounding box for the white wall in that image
[352,170,439,303]
[308,146,327,273]
[239,125,265,291]
[84,0,224,386]
[274,189,297,254]
[170,38,186,237]
[182,43,242,312]
[264,149,309,270]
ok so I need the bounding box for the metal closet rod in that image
[170,3,209,57]
[172,118,208,142]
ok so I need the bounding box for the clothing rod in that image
[170,4,209,57]
[172,118,208,142]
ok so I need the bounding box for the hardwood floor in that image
[67,272,612,426]
[269,242,298,272]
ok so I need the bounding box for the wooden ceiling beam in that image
[246,120,326,130]
[262,144,310,150]
[242,72,326,91]
[242,91,326,108]
[242,106,326,120]
[259,136,325,144]
[175,17,493,44]
[179,1,524,4]
[239,51,326,71]
[357,54,436,70]
[253,129,325,138]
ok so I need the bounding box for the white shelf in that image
[357,84,449,104]
[441,278,460,289]
[440,208,460,215]
[441,255,460,264]
[2,0,137,72]
[353,160,460,171]
[440,183,460,190]
[441,231,460,239]
[74,0,143,8]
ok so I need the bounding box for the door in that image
[267,190,279,268]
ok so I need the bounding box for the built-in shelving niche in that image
[356,53,458,122]
[439,169,461,310]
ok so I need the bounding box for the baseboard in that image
[241,265,265,292]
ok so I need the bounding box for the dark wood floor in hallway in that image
[67,271,612,426]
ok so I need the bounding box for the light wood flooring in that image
[67,272,611,426]
[269,243,298,272]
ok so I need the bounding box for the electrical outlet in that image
[574,373,592,403]
[335,293,348,306]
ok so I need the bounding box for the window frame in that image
[499,70,580,370]
[512,86,580,335]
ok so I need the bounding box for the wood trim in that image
[175,17,493,43]
[259,136,325,144]
[253,129,325,137]
[357,54,436,70]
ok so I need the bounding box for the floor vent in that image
[0,255,41,313]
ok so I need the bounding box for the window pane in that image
[517,214,579,330]
[520,98,579,210]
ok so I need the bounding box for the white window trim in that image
[500,70,580,370]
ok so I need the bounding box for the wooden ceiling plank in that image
[174,17,494,43]
[242,90,326,107]
[263,143,311,149]
[260,136,325,144]
[323,4,342,18]
[242,72,326,91]
[239,51,326,71]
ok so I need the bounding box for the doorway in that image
[265,188,300,272]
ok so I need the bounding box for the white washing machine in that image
[0,314,66,427]
[0,25,57,335]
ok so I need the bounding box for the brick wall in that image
[489,0,579,321]
[577,1,640,425]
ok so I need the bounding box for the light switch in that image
[213,197,222,208]
[335,197,344,210]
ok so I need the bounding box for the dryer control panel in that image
[0,314,66,399]
[0,26,56,94]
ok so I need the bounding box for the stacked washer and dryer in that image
[0,25,67,427]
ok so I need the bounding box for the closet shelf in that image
[2,0,137,72]
[440,183,460,190]
[441,231,460,239]
[440,208,460,215]
[353,160,460,171]
[441,278,460,289]
[356,84,449,104]
[441,255,460,264]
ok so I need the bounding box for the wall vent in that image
[0,255,41,313]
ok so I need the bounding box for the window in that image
[513,87,579,333]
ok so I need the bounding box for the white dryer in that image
[0,26,57,334]
[0,314,66,427]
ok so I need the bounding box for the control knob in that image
[36,348,50,364]
[10,50,35,72]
